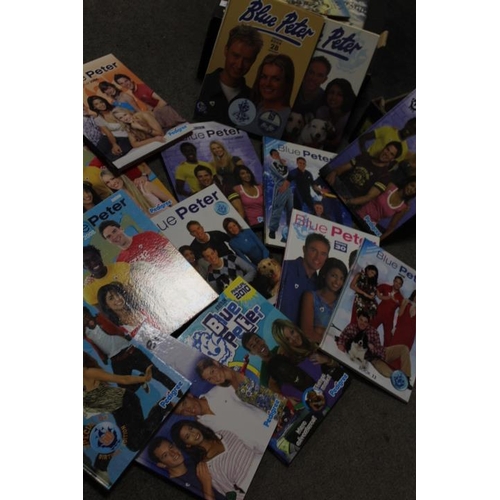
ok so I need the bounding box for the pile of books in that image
[83,0,416,497]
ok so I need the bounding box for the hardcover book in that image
[275,208,379,342]
[320,239,416,402]
[152,185,281,303]
[135,334,278,500]
[194,0,324,139]
[319,89,416,241]
[160,121,265,227]
[178,277,351,464]
[83,53,192,174]
[83,146,177,219]
[286,17,379,152]
[262,135,354,248]
[83,336,190,489]
[83,190,218,338]
[279,0,350,19]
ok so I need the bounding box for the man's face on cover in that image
[224,41,258,81]
[154,440,185,469]
[245,334,270,358]
[303,240,329,273]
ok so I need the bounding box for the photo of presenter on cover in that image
[83,54,192,173]
[194,0,324,139]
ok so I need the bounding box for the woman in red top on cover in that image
[389,290,416,351]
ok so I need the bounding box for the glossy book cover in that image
[160,121,264,228]
[286,17,379,153]
[275,208,379,342]
[194,0,324,139]
[178,277,351,464]
[83,337,190,489]
[152,185,281,304]
[319,90,416,241]
[83,146,177,220]
[262,135,355,248]
[320,239,416,402]
[83,53,192,174]
[135,335,277,500]
[83,190,218,338]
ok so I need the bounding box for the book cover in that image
[83,146,177,219]
[320,239,416,402]
[280,0,350,19]
[83,54,192,174]
[319,90,416,241]
[194,0,324,139]
[262,136,355,248]
[83,335,191,489]
[152,185,281,303]
[160,121,265,227]
[275,208,379,341]
[83,190,218,337]
[286,17,379,152]
[134,334,278,500]
[178,277,351,464]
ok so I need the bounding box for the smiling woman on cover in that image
[300,258,348,344]
[232,165,264,227]
[209,140,244,196]
[222,217,269,267]
[111,107,165,149]
[249,53,295,137]
[171,420,263,500]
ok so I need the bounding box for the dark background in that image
[83,1,416,498]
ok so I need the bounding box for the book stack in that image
[83,0,415,498]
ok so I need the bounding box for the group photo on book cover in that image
[320,90,416,241]
[135,335,278,500]
[262,136,354,248]
[83,54,192,173]
[320,239,416,402]
[276,208,379,344]
[83,146,177,219]
[194,0,325,139]
[152,185,282,303]
[178,277,350,464]
[83,335,190,489]
[161,121,265,227]
[284,18,379,152]
[83,190,217,339]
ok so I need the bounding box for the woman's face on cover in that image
[325,267,345,293]
[210,143,225,157]
[326,84,344,110]
[283,326,302,349]
[238,168,252,183]
[259,64,286,103]
[114,110,133,124]
[105,289,126,312]
[102,173,123,191]
[181,248,196,264]
[93,98,107,111]
[179,424,203,447]
[201,363,226,385]
[83,188,93,205]
[226,221,240,236]
[103,86,117,97]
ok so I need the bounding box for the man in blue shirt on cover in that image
[278,233,330,325]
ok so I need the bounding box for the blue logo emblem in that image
[214,201,230,215]
[390,370,409,391]
[90,421,122,453]
[257,110,282,134]
[229,98,256,126]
